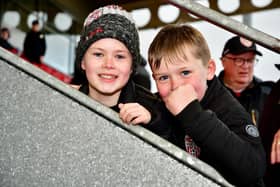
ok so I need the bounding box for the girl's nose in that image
[103,56,114,68]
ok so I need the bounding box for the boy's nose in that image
[171,77,181,91]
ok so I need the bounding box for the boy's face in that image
[81,38,132,99]
[152,49,215,102]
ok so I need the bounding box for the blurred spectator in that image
[219,36,274,126]
[259,64,280,187]
[22,20,46,64]
[20,20,71,83]
[0,27,19,54]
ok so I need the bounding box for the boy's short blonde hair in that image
[148,24,211,69]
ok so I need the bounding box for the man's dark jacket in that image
[218,70,274,126]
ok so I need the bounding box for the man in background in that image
[219,36,274,126]
[22,20,46,64]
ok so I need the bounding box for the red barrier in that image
[20,54,72,83]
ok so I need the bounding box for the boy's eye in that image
[158,75,169,81]
[181,70,190,76]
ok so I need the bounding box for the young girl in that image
[73,5,170,139]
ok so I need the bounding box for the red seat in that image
[20,53,72,83]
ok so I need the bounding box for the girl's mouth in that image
[99,74,118,80]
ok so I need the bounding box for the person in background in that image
[132,56,151,90]
[21,20,71,83]
[72,5,171,139]
[218,36,274,126]
[148,24,265,186]
[22,20,46,64]
[0,27,18,54]
[258,64,280,187]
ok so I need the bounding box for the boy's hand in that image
[163,84,198,115]
[118,103,151,125]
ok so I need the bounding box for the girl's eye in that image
[181,70,190,76]
[158,75,169,81]
[93,52,103,57]
[116,54,125,59]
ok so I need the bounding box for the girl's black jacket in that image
[160,76,266,187]
[79,79,171,139]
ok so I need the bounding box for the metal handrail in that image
[167,0,280,54]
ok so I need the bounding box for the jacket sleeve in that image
[176,100,266,186]
[143,101,174,141]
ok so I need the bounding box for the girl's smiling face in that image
[81,38,132,99]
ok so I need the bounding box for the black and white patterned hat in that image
[75,5,140,75]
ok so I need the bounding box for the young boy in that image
[148,24,265,186]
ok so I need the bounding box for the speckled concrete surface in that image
[0,49,231,187]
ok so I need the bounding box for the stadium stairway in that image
[0,47,232,187]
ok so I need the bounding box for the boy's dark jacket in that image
[158,76,266,187]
